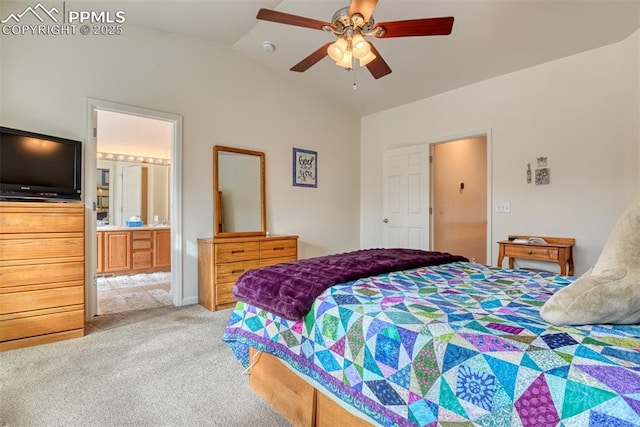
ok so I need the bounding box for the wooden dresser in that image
[0,201,85,351]
[197,235,298,311]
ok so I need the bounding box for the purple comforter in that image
[232,248,468,320]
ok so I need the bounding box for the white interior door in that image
[383,145,430,249]
[121,165,142,222]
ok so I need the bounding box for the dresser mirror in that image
[213,145,266,237]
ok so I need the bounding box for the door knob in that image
[383,218,389,223]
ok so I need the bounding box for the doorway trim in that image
[85,98,183,320]
[428,128,493,263]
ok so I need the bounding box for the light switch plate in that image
[496,202,511,213]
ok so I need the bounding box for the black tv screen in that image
[0,126,82,201]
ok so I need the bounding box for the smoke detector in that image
[262,41,276,52]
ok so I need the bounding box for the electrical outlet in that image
[496,202,511,213]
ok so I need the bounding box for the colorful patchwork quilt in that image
[222,262,640,426]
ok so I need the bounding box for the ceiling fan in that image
[256,0,454,79]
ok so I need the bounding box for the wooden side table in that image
[497,235,575,276]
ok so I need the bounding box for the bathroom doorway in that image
[86,99,183,319]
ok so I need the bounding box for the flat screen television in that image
[0,126,82,201]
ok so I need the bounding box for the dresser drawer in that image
[0,306,84,342]
[0,234,84,261]
[0,284,84,315]
[215,282,236,306]
[0,261,85,288]
[260,256,295,268]
[504,245,559,261]
[260,239,297,260]
[215,242,260,262]
[0,210,84,234]
[216,260,260,284]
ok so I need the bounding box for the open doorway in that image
[85,99,183,320]
[431,135,488,263]
[382,131,491,262]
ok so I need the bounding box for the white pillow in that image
[540,198,640,325]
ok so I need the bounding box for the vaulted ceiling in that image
[103,0,640,116]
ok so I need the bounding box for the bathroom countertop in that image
[97,225,170,231]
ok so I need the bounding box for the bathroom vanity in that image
[97,225,170,275]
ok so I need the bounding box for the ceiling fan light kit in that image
[256,0,454,80]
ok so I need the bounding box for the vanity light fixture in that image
[97,152,171,166]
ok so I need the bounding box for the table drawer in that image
[260,239,297,260]
[504,245,559,261]
[216,260,260,284]
[215,242,260,262]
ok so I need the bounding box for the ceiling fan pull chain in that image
[353,65,357,90]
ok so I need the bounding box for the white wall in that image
[361,30,640,276]
[1,21,361,305]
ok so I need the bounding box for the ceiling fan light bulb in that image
[336,50,352,69]
[359,51,376,67]
[327,37,348,62]
[351,34,370,59]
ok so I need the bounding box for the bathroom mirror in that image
[213,145,266,238]
[97,160,170,227]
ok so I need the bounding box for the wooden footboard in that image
[248,347,372,427]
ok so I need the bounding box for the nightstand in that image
[497,235,575,276]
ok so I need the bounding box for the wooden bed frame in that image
[248,347,372,427]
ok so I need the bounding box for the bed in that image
[222,250,640,426]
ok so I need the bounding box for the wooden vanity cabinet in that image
[0,201,85,351]
[97,228,170,275]
[97,231,104,274]
[132,230,153,270]
[103,230,131,273]
[198,235,298,311]
[153,229,171,268]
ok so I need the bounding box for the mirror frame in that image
[213,145,266,238]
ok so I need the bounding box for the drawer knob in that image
[527,251,533,255]
[231,250,245,254]
[273,247,285,251]
[231,269,245,274]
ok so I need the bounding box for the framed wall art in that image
[292,147,317,188]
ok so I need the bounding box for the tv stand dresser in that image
[0,201,85,351]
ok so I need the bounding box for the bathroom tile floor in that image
[97,272,172,315]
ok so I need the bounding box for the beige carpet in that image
[0,305,290,426]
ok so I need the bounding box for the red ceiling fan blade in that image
[376,17,454,38]
[256,8,331,31]
[348,0,379,23]
[290,42,332,72]
[365,43,392,79]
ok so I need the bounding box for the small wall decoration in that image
[293,148,317,188]
[537,156,548,168]
[535,167,550,185]
[533,155,550,185]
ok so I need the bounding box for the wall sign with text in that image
[292,148,317,188]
